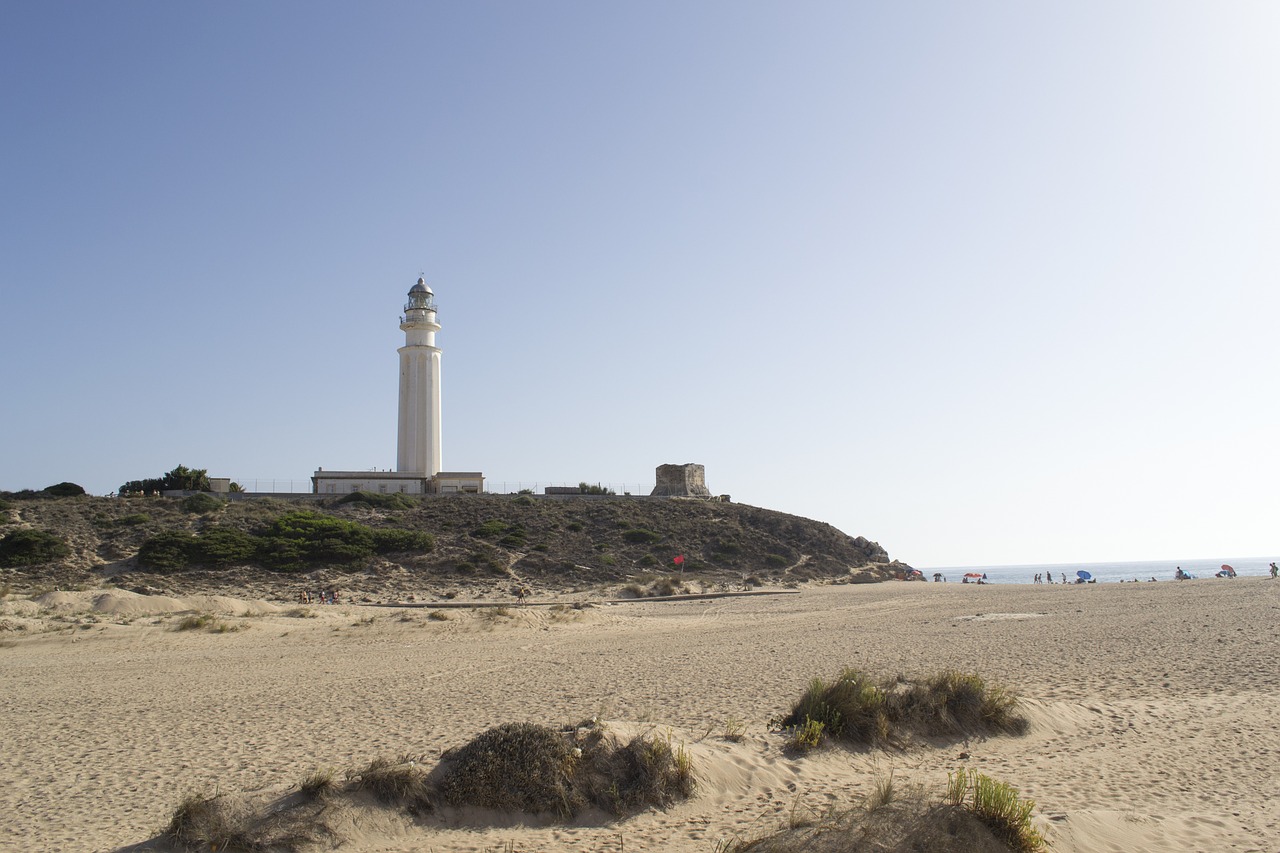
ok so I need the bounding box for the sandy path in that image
[1,578,1277,852]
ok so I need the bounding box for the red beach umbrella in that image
[963,572,983,579]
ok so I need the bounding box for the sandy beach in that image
[2,577,1277,852]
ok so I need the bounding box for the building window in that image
[379,484,387,493]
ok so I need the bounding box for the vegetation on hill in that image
[0,490,900,595]
[0,528,71,568]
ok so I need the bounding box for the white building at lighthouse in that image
[312,277,483,496]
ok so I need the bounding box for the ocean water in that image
[919,556,1277,585]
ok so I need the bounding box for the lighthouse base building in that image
[312,276,483,496]
[311,469,484,496]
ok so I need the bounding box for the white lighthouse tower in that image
[397,277,442,476]
[311,277,483,496]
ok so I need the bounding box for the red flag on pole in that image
[673,555,685,566]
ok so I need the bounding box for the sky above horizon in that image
[2,2,1277,568]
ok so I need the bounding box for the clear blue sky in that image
[2,2,1276,567]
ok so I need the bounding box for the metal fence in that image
[487,482,653,496]
[234,479,314,493]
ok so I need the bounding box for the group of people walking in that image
[298,589,340,605]
[1032,573,1069,584]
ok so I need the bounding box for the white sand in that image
[1,578,1277,852]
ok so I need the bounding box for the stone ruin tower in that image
[650,463,712,497]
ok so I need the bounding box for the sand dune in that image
[1,578,1276,852]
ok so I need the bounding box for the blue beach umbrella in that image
[1076,570,1092,580]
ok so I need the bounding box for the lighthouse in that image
[311,276,483,496]
[397,277,442,476]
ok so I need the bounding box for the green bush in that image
[371,528,435,553]
[117,513,151,527]
[471,519,508,538]
[43,482,86,497]
[337,491,417,510]
[182,493,224,514]
[622,529,662,545]
[137,531,197,571]
[0,529,71,567]
[193,527,260,566]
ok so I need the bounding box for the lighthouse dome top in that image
[405,277,437,313]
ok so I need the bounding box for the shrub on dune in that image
[776,669,1028,749]
[436,720,695,819]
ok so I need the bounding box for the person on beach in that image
[1270,562,1278,578]
[1061,573,1067,584]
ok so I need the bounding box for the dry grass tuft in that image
[347,755,434,814]
[173,614,244,633]
[894,671,1028,737]
[163,789,327,852]
[298,767,337,799]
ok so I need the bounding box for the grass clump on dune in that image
[164,791,257,851]
[719,770,1045,853]
[348,755,433,814]
[778,669,890,748]
[437,722,580,816]
[436,720,694,818]
[164,789,326,852]
[777,669,1027,750]
[948,768,1047,852]
[161,720,696,848]
[897,671,1028,737]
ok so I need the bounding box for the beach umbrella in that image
[963,572,983,579]
[1220,564,1234,572]
[1077,570,1091,580]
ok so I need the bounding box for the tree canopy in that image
[119,465,212,496]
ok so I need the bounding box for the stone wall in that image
[649,463,712,497]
